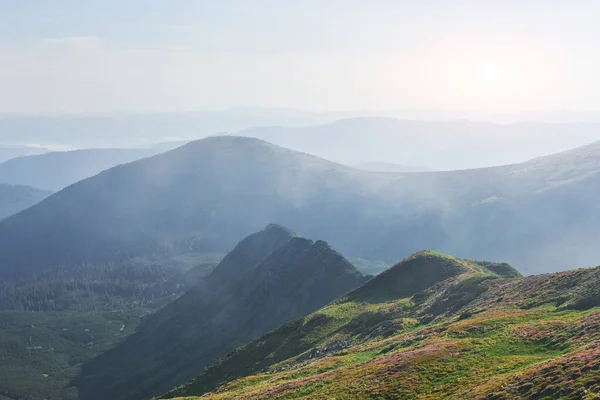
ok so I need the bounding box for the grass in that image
[172,308,594,399]
[164,253,600,400]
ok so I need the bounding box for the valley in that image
[0,248,222,400]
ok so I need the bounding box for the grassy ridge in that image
[165,252,600,400]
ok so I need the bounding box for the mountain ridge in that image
[0,147,165,191]
[1,135,600,278]
[0,183,52,220]
[345,250,520,303]
[162,252,600,400]
[237,118,600,169]
[74,225,365,400]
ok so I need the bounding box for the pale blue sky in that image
[1,1,599,114]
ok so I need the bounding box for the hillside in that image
[74,225,365,400]
[0,183,51,220]
[352,162,434,173]
[162,251,600,400]
[0,136,600,278]
[0,148,163,191]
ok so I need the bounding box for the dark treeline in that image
[0,259,217,312]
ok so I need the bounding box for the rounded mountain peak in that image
[347,250,471,303]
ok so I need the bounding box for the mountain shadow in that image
[74,224,365,400]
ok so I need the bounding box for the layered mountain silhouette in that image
[0,148,165,191]
[5,115,600,168]
[0,144,52,163]
[161,251,600,400]
[238,118,600,169]
[0,184,51,220]
[0,136,600,278]
[0,109,347,149]
[74,224,365,400]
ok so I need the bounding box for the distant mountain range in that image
[0,184,52,220]
[0,109,352,149]
[4,113,600,170]
[75,225,365,400]
[0,148,165,191]
[237,118,600,169]
[160,250,600,400]
[0,144,56,163]
[0,135,599,279]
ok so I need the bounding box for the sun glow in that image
[446,50,542,111]
[469,58,517,89]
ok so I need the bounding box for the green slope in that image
[163,252,600,400]
[75,225,365,400]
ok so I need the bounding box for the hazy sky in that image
[2,1,600,114]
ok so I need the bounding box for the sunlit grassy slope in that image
[164,251,600,400]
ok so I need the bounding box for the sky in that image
[1,0,600,115]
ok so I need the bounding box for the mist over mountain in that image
[490,109,600,123]
[353,162,434,173]
[237,118,600,170]
[0,109,355,149]
[4,113,600,171]
[0,135,599,279]
[0,144,57,163]
[0,148,166,191]
[75,225,365,400]
[0,184,52,220]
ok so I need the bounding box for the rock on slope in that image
[74,224,365,400]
